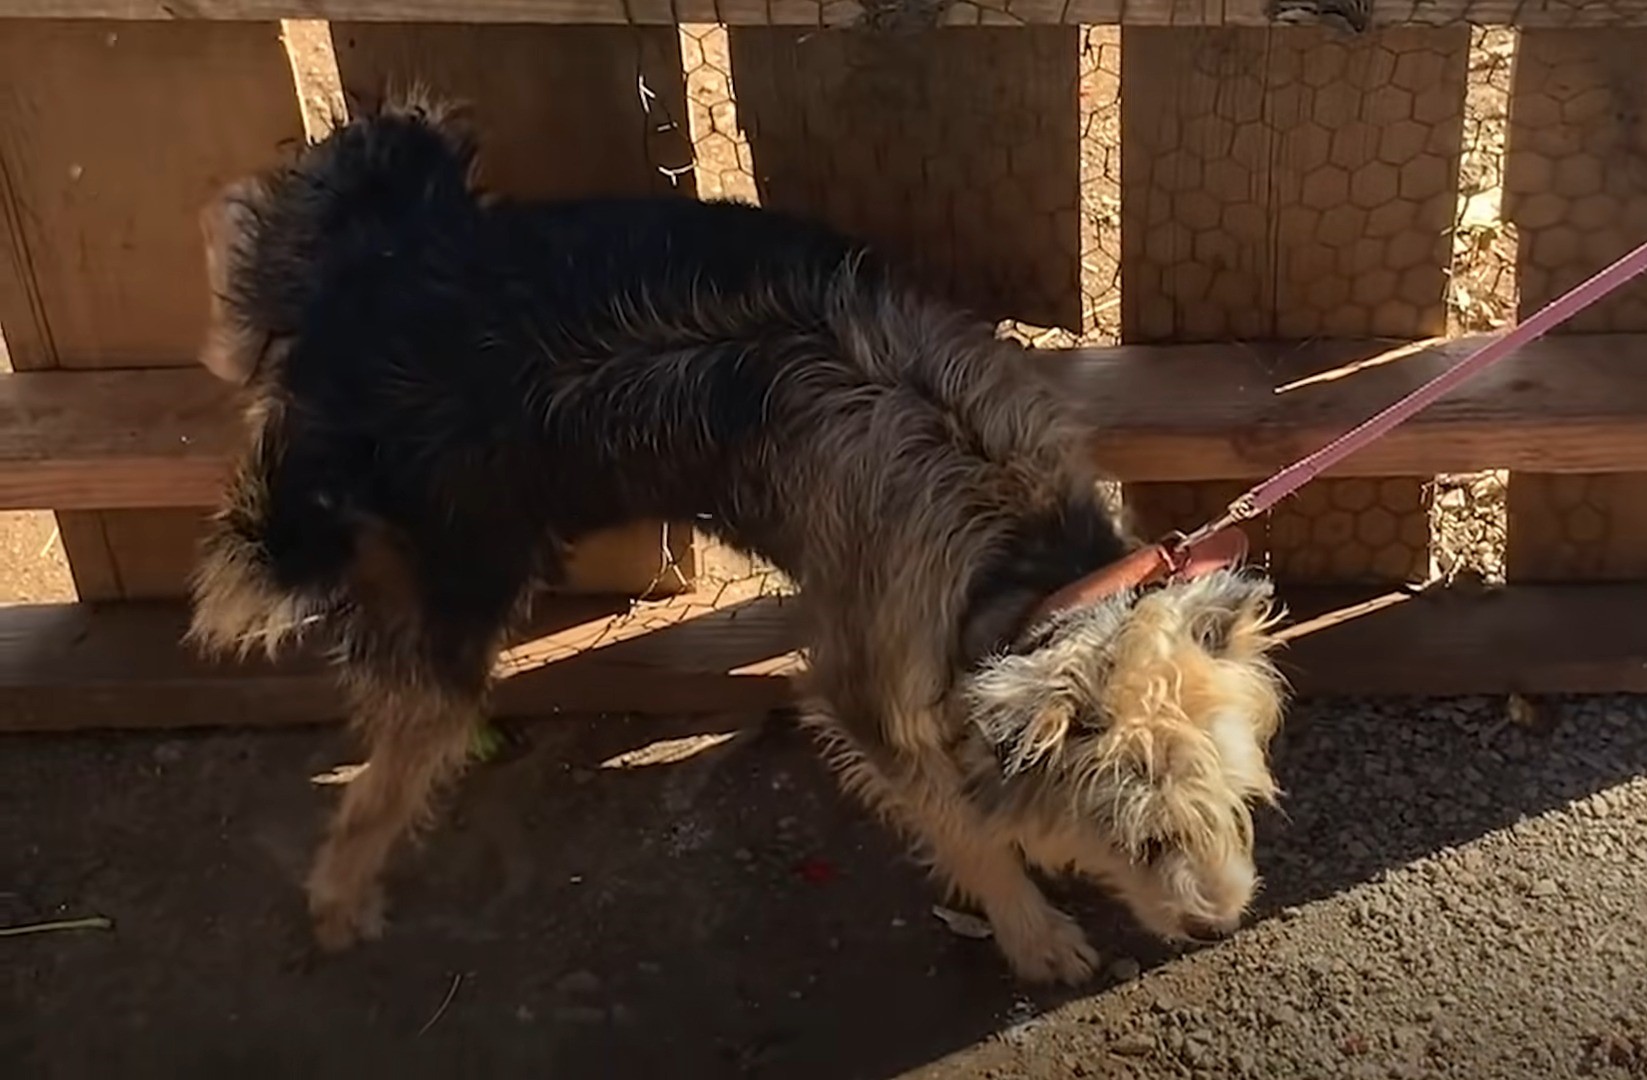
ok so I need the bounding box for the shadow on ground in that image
[3,694,1644,1079]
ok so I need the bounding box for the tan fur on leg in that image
[306,680,480,951]
[806,702,1096,984]
[909,794,1098,985]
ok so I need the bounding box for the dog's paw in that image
[308,884,386,952]
[993,904,1098,985]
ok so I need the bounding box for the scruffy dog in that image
[189,98,1288,983]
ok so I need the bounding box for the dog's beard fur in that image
[964,569,1286,941]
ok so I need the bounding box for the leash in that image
[1038,235,1647,621]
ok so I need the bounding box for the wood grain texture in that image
[0,0,1644,27]
[1065,332,1647,479]
[14,334,1647,511]
[329,22,694,200]
[330,21,698,595]
[7,580,1647,731]
[0,582,804,731]
[0,369,234,510]
[1119,25,1467,584]
[1502,30,1647,582]
[0,19,305,600]
[727,26,1083,330]
[1277,582,1647,696]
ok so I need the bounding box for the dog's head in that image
[965,568,1286,941]
[195,93,481,388]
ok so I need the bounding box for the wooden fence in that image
[1,2,1645,731]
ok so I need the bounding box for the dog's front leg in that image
[814,704,1097,984]
[894,774,1098,984]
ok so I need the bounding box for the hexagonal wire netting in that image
[609,23,1520,602]
[219,21,1519,642]
[669,23,1519,596]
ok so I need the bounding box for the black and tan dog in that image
[189,97,1288,984]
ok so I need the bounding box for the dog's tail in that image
[197,94,480,385]
[187,406,364,661]
[191,97,476,658]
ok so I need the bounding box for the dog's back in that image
[189,100,896,662]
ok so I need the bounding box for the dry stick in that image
[0,915,113,938]
[418,972,464,1037]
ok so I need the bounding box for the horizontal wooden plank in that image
[0,368,237,510]
[7,332,1647,512]
[1277,582,1647,697]
[1055,332,1647,482]
[4,580,1647,731]
[0,0,1642,27]
[0,584,802,731]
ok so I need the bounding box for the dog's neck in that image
[959,499,1131,667]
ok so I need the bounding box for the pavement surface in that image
[3,693,1644,1079]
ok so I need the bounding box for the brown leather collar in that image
[1027,527,1250,627]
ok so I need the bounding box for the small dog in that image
[189,97,1288,983]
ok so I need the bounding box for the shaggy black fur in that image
[206,103,1125,694]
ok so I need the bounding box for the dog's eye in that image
[1195,618,1229,655]
[1137,838,1170,865]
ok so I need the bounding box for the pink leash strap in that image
[1176,235,1647,552]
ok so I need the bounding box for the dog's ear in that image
[1187,575,1280,661]
[198,177,268,386]
[966,650,1082,776]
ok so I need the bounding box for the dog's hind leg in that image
[307,674,483,950]
[304,521,534,951]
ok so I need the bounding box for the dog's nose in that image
[1182,917,1234,942]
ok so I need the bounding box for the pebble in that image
[555,970,602,997]
[1529,878,1560,898]
[1265,1004,1301,1028]
[1108,956,1142,983]
[1110,1032,1155,1056]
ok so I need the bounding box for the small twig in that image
[418,972,463,1037]
[0,915,113,938]
[310,761,369,786]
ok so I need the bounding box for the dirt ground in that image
[3,696,1645,1079]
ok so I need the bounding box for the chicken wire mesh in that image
[9,19,1514,627]
[666,21,1517,604]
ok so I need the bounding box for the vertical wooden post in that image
[0,21,307,600]
[327,22,700,596]
[726,26,1084,331]
[1119,27,1469,584]
[1503,31,1647,581]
